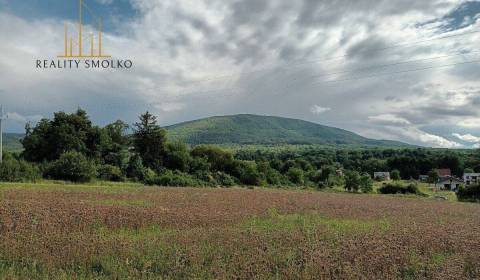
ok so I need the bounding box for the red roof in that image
[435,169,451,177]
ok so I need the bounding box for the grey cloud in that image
[0,0,478,148]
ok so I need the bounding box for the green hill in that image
[2,133,24,152]
[166,114,409,147]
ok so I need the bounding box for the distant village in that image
[373,170,479,191]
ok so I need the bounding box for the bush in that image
[98,164,125,182]
[233,161,262,186]
[144,170,204,187]
[126,154,148,181]
[391,170,401,181]
[457,185,480,202]
[378,183,424,196]
[286,167,304,185]
[0,158,40,182]
[164,142,191,172]
[213,171,236,187]
[360,173,373,193]
[45,151,97,182]
[344,170,361,192]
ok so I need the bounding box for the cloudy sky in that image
[0,0,480,148]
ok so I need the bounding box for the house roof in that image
[437,176,463,184]
[435,169,451,176]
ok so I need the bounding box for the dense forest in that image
[1,109,479,192]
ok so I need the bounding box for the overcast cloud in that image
[0,0,479,148]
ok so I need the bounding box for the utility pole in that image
[0,106,7,164]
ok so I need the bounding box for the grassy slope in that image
[167,114,410,147]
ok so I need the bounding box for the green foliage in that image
[391,169,401,181]
[44,151,97,182]
[428,170,439,184]
[456,185,480,202]
[2,133,24,152]
[378,183,424,196]
[0,157,40,182]
[213,171,236,187]
[344,170,361,192]
[163,142,191,172]
[286,167,304,185]
[359,173,373,193]
[126,154,149,181]
[100,120,130,169]
[257,161,283,185]
[133,111,168,171]
[98,165,125,182]
[144,170,205,187]
[232,161,262,186]
[191,145,234,172]
[167,114,409,146]
[21,109,100,162]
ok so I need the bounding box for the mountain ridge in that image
[166,114,410,147]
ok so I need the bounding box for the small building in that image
[374,172,391,181]
[434,169,451,177]
[419,175,428,182]
[435,176,463,191]
[463,173,480,186]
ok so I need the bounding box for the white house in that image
[463,173,480,186]
[436,176,463,191]
[374,172,390,180]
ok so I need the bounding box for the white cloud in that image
[154,102,186,112]
[368,114,411,126]
[0,0,479,149]
[394,127,461,148]
[310,105,331,115]
[458,118,480,128]
[452,133,480,143]
[6,112,43,124]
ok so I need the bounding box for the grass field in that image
[0,183,479,279]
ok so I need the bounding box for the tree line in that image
[0,109,479,195]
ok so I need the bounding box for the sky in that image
[0,0,480,148]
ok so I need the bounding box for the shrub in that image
[0,158,40,182]
[457,185,480,202]
[391,170,401,181]
[214,171,236,187]
[45,151,97,182]
[144,170,204,187]
[233,161,262,186]
[191,146,234,172]
[164,142,191,172]
[344,170,361,192]
[126,154,148,181]
[286,167,304,185]
[360,173,373,193]
[98,164,125,182]
[378,183,424,196]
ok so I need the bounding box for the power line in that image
[310,59,480,85]
[148,28,480,90]
[307,50,480,80]
[171,50,480,95]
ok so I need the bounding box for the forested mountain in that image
[167,114,410,147]
[3,133,24,152]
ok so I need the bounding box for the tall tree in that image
[133,112,167,171]
[22,109,100,162]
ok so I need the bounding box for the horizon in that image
[3,110,479,149]
[1,0,480,148]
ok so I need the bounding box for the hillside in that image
[2,133,24,152]
[167,114,409,147]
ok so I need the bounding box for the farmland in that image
[0,183,479,279]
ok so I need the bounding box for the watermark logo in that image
[36,0,133,69]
